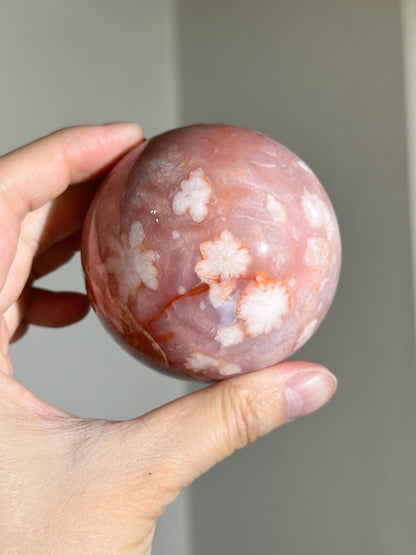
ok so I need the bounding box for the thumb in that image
[115,361,337,516]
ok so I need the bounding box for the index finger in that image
[0,123,142,291]
[0,123,143,219]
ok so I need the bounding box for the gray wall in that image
[403,0,416,318]
[177,1,416,553]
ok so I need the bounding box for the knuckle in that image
[220,384,261,449]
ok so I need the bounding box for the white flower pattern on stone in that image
[266,193,287,223]
[208,281,236,308]
[215,324,245,347]
[184,353,241,376]
[238,277,290,337]
[195,229,252,282]
[301,191,336,238]
[172,168,212,223]
[105,221,159,302]
[304,237,329,271]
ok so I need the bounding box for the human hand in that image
[0,124,337,554]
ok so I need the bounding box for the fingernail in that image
[101,121,140,127]
[284,370,337,421]
[101,122,143,138]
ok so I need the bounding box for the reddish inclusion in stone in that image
[81,124,341,381]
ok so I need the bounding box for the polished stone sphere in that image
[81,124,341,381]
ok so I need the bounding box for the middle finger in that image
[0,179,98,313]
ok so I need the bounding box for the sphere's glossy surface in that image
[81,125,341,381]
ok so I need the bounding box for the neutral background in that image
[2,1,416,554]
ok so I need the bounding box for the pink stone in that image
[81,124,341,381]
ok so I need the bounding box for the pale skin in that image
[0,124,337,554]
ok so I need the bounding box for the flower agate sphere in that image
[81,125,341,381]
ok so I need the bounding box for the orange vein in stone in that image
[146,282,210,329]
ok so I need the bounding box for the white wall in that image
[1,2,190,554]
[177,1,416,553]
